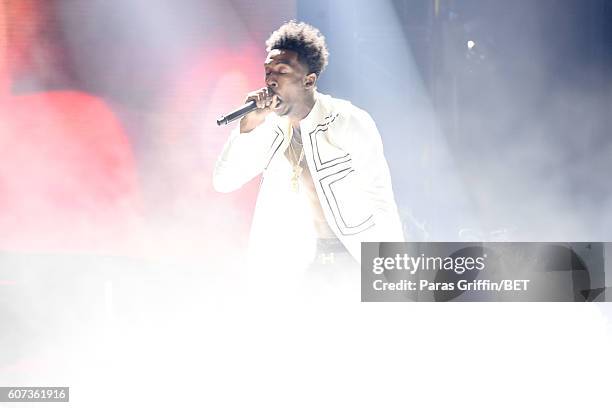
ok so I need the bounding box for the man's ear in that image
[304,73,317,89]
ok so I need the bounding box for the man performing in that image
[213,21,403,273]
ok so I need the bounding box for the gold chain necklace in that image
[287,125,304,192]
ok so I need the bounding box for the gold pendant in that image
[291,177,299,192]
[291,166,303,192]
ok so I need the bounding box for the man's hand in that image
[240,87,278,133]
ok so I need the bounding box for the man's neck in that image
[288,92,316,128]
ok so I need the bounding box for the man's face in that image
[264,49,313,117]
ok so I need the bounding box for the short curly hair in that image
[265,20,329,76]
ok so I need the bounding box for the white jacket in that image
[213,92,404,265]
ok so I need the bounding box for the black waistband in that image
[316,238,348,253]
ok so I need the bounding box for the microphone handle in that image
[216,100,258,126]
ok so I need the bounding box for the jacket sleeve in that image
[341,107,405,240]
[212,115,285,193]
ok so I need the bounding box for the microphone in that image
[216,100,257,126]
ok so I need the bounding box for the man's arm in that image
[212,88,282,193]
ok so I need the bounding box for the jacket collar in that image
[299,91,328,132]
